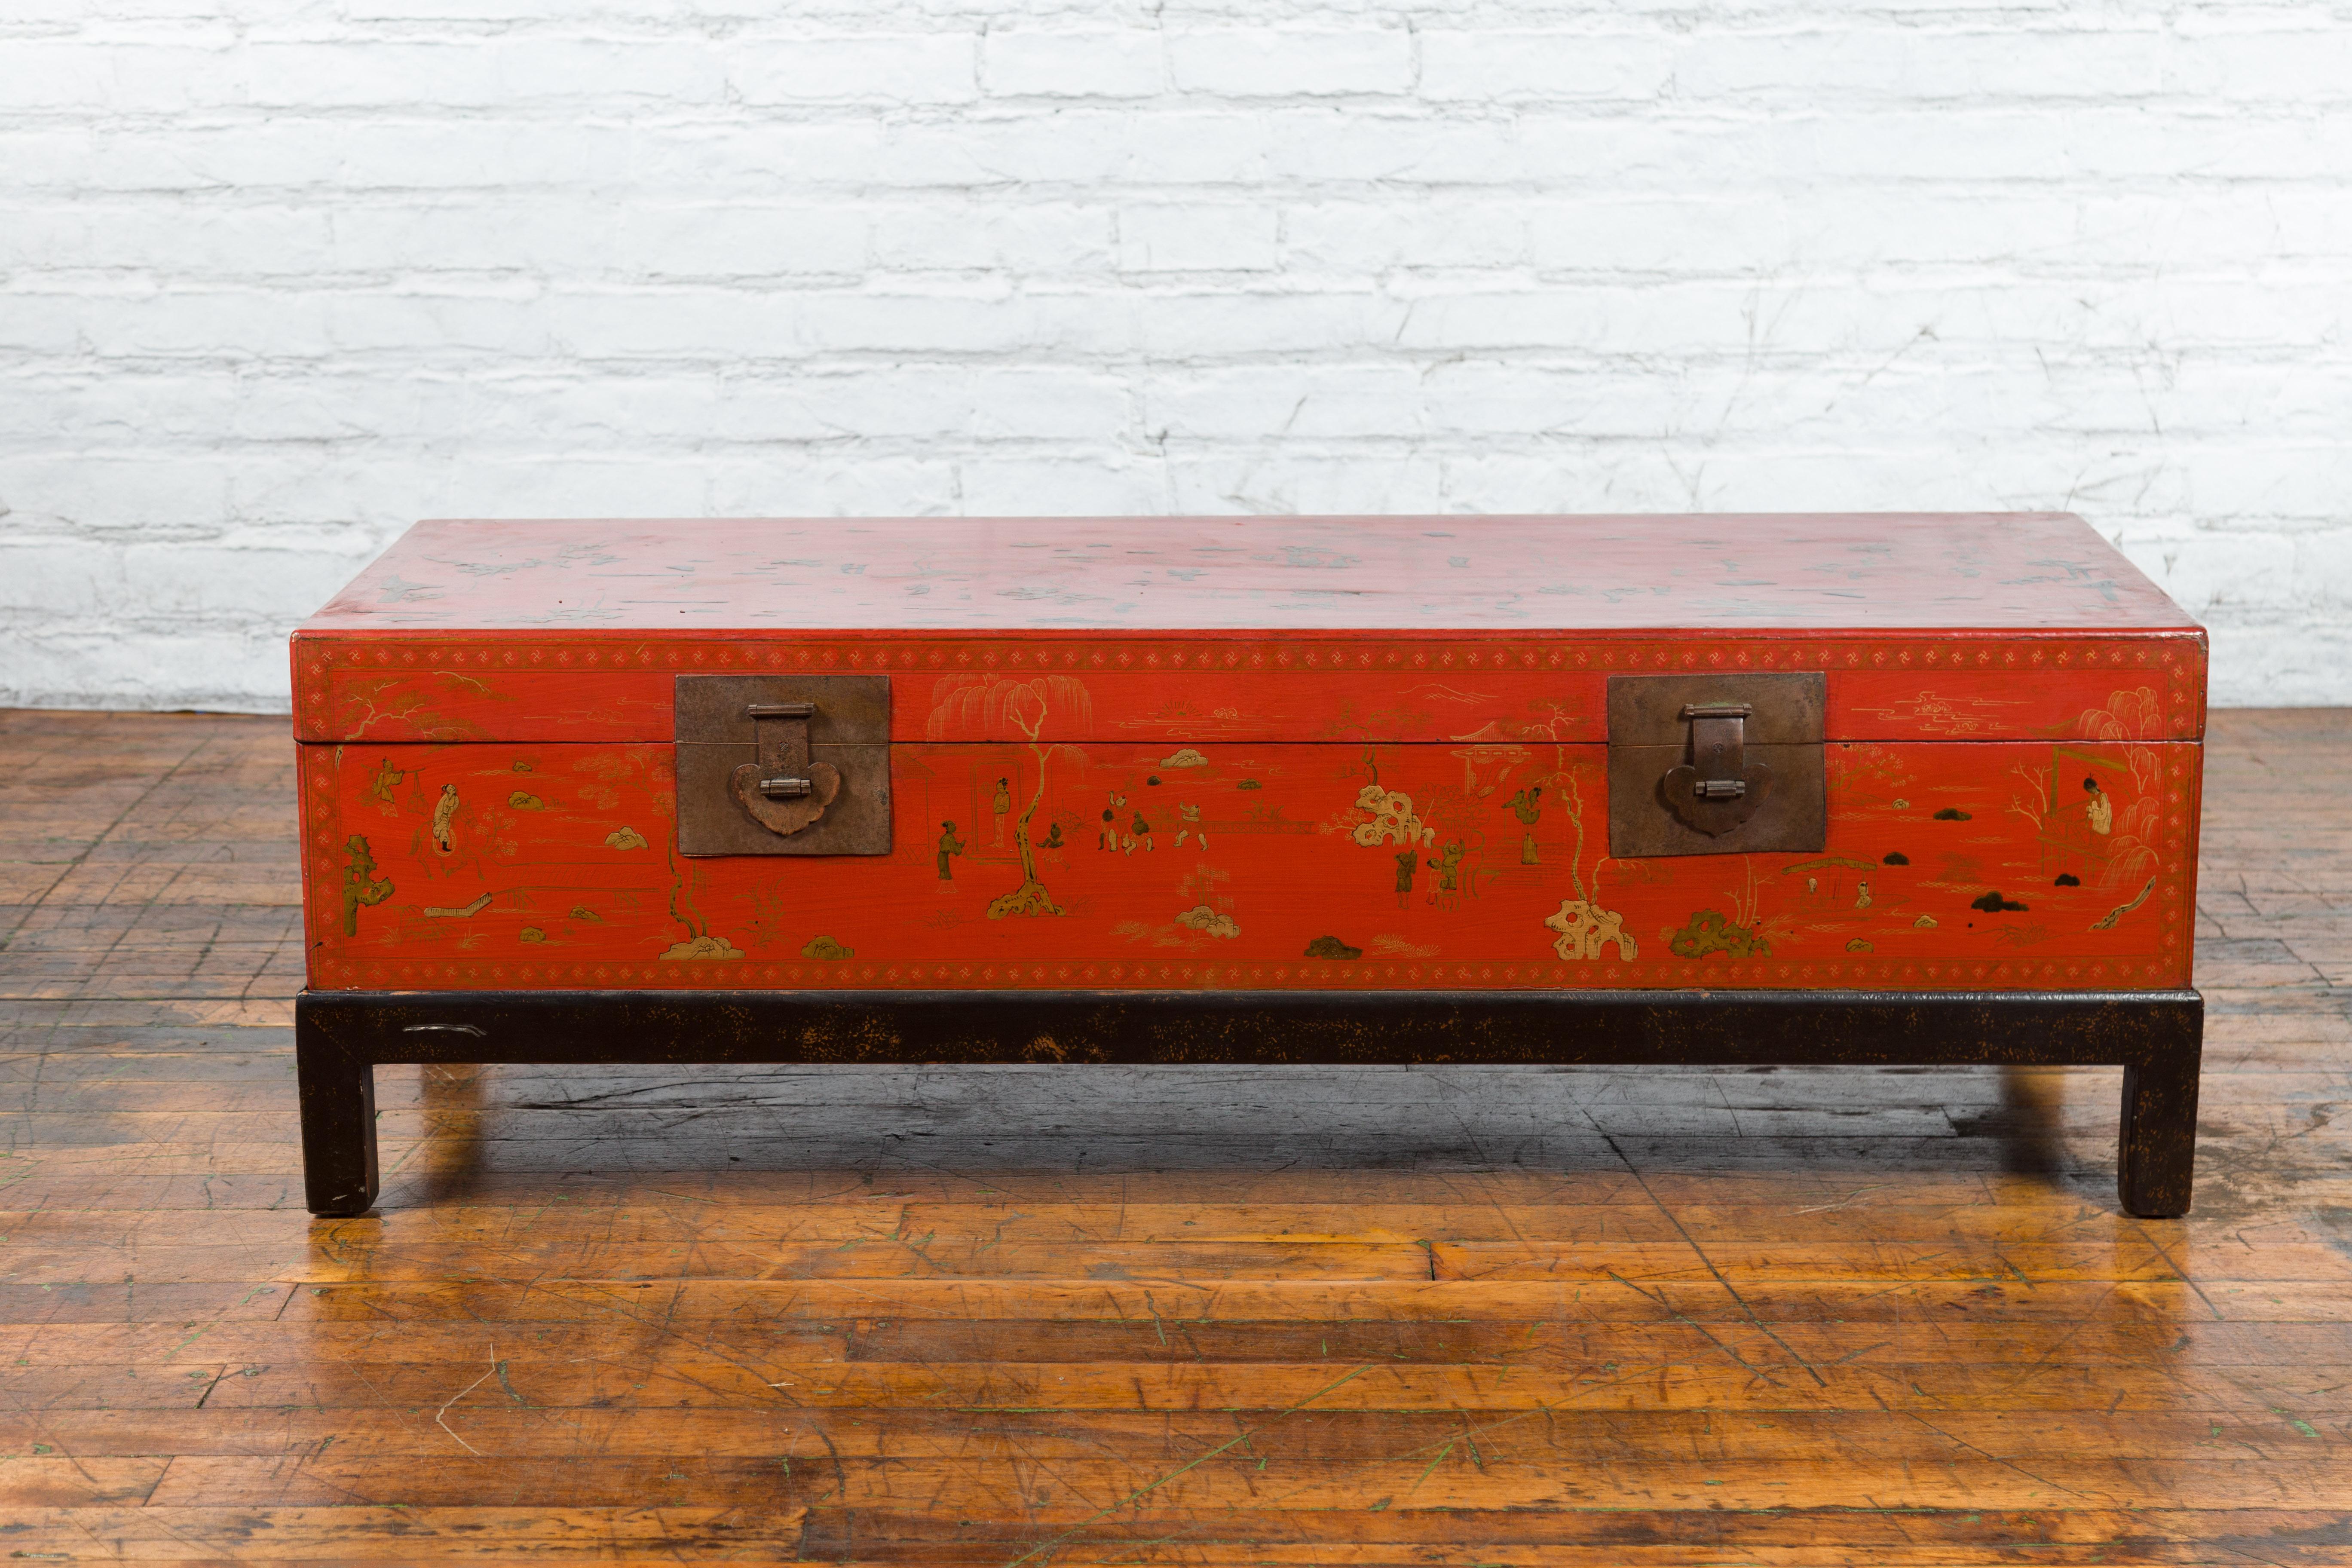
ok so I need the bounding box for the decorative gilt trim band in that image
[316,955,2180,993]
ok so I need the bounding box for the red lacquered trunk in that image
[292,514,2203,995]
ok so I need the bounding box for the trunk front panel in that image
[302,728,2196,993]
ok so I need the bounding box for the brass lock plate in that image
[675,675,891,856]
[1607,672,1825,858]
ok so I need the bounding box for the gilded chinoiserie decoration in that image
[1669,910,1771,961]
[1176,905,1241,939]
[422,893,490,919]
[660,935,743,960]
[340,836,393,936]
[2094,879,2157,931]
[1351,784,1434,848]
[1546,900,1636,962]
[982,678,1087,919]
[430,784,460,854]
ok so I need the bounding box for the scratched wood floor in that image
[0,708,2347,1565]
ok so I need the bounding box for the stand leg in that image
[2118,1032,2202,1219]
[298,1014,379,1217]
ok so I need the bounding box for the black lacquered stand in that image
[295,988,2203,1219]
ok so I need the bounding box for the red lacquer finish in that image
[294,515,2205,993]
[294,637,2206,746]
[304,514,2195,634]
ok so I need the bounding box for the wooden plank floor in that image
[0,707,2346,1565]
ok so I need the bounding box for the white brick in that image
[0,456,236,531]
[726,34,977,104]
[982,28,1163,98]
[345,0,635,17]
[2162,443,2352,521]
[408,457,720,519]
[120,532,380,617]
[1415,362,1691,438]
[612,207,871,280]
[710,368,1129,442]
[0,39,732,113]
[0,538,124,618]
[1141,366,1428,440]
[0,294,91,355]
[1281,201,1527,270]
[704,454,962,518]
[2204,622,2352,707]
[1418,30,1676,101]
[1275,111,1651,185]
[545,290,801,360]
[889,110,1268,186]
[3,0,2349,711]
[324,202,869,279]
[1133,291,1405,356]
[0,202,336,276]
[1672,27,2168,103]
[1755,108,2352,182]
[2133,530,2301,616]
[2293,528,2352,607]
[1434,452,1697,516]
[868,202,1114,273]
[1166,28,1413,97]
[316,292,556,358]
[793,290,1093,356]
[1116,206,1278,273]
[953,457,1169,516]
[1390,285,1752,356]
[1525,197,1794,274]
[244,40,725,110]
[2170,24,2352,101]
[0,629,300,714]
[965,370,1133,441]
[0,40,230,112]
[1163,453,1447,516]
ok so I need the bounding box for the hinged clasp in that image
[1682,703,1753,802]
[732,700,840,836]
[1666,700,1772,836]
[745,702,818,799]
[674,674,891,857]
[1603,671,1824,858]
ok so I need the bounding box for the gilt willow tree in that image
[980,677,1089,919]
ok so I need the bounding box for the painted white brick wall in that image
[2,1,2347,710]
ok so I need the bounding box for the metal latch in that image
[734,700,837,836]
[675,675,892,857]
[1607,673,1825,858]
[1666,701,1769,831]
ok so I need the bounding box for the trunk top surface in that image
[304,513,2194,637]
